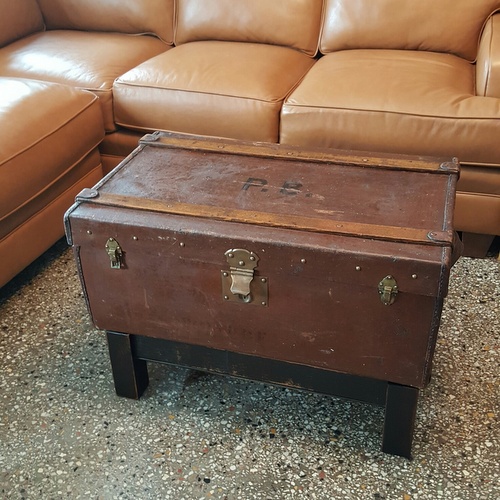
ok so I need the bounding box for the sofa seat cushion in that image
[281,49,500,165]
[0,31,169,132]
[113,41,315,142]
[0,77,104,241]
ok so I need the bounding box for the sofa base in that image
[460,233,499,258]
[0,162,102,288]
[99,129,144,174]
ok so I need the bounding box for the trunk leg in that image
[382,383,419,459]
[106,331,149,399]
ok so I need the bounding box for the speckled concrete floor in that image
[0,239,498,500]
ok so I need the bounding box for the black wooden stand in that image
[106,330,419,459]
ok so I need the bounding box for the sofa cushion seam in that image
[0,146,102,223]
[282,103,500,121]
[115,82,294,104]
[0,163,102,243]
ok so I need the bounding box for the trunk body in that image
[66,132,459,389]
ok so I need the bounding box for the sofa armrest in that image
[477,13,500,97]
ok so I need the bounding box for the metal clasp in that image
[221,249,268,306]
[378,275,398,306]
[105,237,123,269]
[225,249,258,298]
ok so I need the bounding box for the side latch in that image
[378,275,398,306]
[105,237,123,269]
[221,249,268,306]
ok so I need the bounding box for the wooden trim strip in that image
[77,191,454,247]
[140,132,460,175]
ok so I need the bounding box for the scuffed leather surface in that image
[320,0,500,61]
[281,50,500,165]
[0,0,44,48]
[175,0,323,56]
[0,31,169,132]
[477,14,500,97]
[114,41,315,142]
[37,0,175,44]
[0,78,104,240]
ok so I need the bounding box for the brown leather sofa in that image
[1,0,500,286]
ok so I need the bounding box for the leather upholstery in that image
[0,0,44,48]
[37,0,176,44]
[455,192,500,235]
[281,50,500,165]
[114,41,315,142]
[0,78,104,286]
[175,0,323,56]
[99,129,144,174]
[477,14,500,97]
[0,31,169,132]
[456,164,500,234]
[321,0,500,61]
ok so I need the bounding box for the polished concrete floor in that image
[0,239,498,499]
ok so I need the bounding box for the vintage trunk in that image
[65,131,460,457]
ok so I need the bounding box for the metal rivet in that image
[261,301,267,306]
[224,295,229,300]
[301,259,306,264]
[86,230,92,235]
[223,272,228,277]
[132,236,138,241]
[412,274,418,279]
[180,242,185,247]
[250,256,256,261]
[355,266,361,271]
[238,260,245,266]
[228,253,234,258]
[261,278,267,283]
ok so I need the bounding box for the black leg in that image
[106,331,149,399]
[382,383,419,459]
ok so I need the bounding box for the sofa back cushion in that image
[175,0,324,56]
[0,0,44,48]
[320,0,500,60]
[37,0,175,44]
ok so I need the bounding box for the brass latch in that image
[378,275,398,306]
[221,249,268,306]
[105,237,123,269]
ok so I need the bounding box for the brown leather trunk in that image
[66,132,459,389]
[65,132,461,457]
